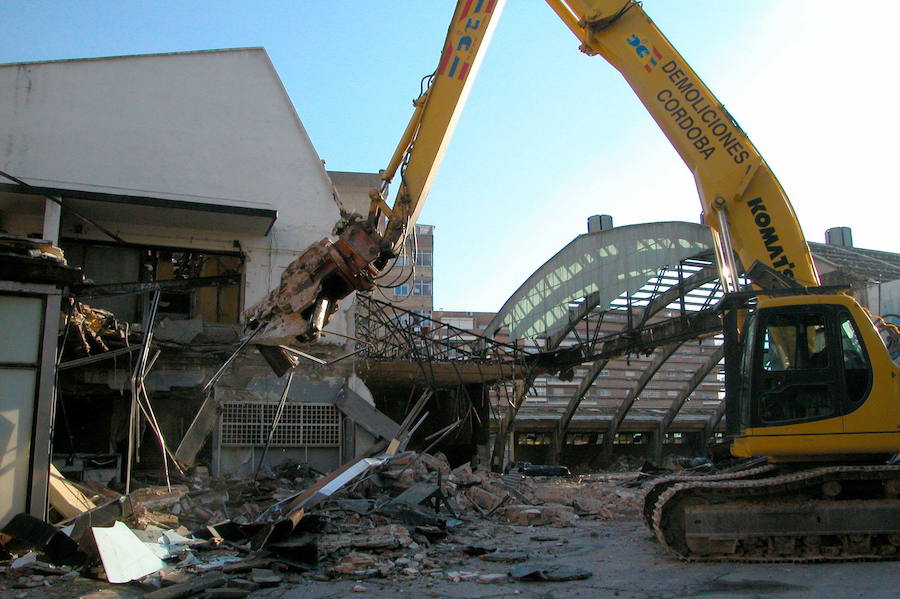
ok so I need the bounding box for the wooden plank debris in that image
[48,464,96,520]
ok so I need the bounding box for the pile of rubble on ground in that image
[0,450,645,597]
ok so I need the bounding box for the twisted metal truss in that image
[354,251,727,374]
[354,294,527,366]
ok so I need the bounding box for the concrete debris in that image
[495,504,579,527]
[508,563,592,582]
[530,480,641,521]
[0,450,653,597]
[249,568,282,586]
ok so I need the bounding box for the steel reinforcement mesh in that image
[219,401,340,447]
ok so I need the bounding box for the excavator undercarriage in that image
[643,463,900,561]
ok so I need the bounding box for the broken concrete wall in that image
[57,340,386,481]
[0,48,350,334]
[212,354,351,477]
[1,48,384,488]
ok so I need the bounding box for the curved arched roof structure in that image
[488,222,713,341]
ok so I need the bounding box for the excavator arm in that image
[244,0,505,345]
[373,0,505,254]
[559,0,898,452]
[545,0,818,290]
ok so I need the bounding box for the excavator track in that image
[641,462,778,528]
[646,465,900,562]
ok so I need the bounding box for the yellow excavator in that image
[243,1,900,560]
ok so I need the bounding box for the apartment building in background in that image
[328,171,434,324]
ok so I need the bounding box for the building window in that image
[614,433,647,445]
[664,432,685,444]
[394,254,409,267]
[394,284,410,297]
[415,251,433,267]
[565,432,601,445]
[412,280,432,296]
[599,370,610,377]
[518,432,553,446]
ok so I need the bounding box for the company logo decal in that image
[626,33,662,72]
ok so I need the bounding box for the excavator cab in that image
[740,303,872,429]
[729,293,897,461]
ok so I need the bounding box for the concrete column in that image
[650,425,663,466]
[29,291,61,519]
[470,384,491,468]
[42,199,61,244]
[551,427,563,465]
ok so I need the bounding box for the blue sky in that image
[3,1,897,311]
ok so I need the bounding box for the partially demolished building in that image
[0,49,384,526]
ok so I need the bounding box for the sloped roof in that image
[809,242,900,283]
[0,48,326,215]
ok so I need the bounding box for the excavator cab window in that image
[760,319,828,371]
[752,307,840,425]
[837,308,872,406]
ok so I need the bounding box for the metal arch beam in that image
[486,222,712,340]
[546,291,601,349]
[551,269,714,460]
[658,344,724,434]
[600,341,683,457]
[637,264,719,328]
[554,357,610,460]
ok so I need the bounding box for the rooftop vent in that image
[587,214,613,233]
[825,227,853,247]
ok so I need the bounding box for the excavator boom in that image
[244,0,505,345]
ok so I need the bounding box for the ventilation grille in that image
[219,402,341,447]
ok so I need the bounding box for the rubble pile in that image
[0,452,644,597]
[529,478,642,521]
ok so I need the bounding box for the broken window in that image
[565,432,601,445]
[62,241,243,324]
[614,433,647,445]
[663,432,686,444]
